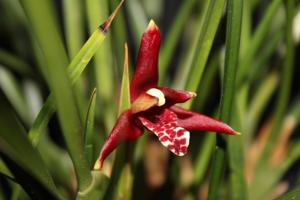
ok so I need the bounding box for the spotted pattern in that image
[138,109,190,156]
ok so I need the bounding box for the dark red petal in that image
[170,106,238,135]
[138,108,190,156]
[130,20,161,102]
[158,87,196,105]
[95,109,143,169]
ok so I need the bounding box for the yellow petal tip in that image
[93,160,101,170]
[147,19,157,30]
[188,91,197,98]
[234,131,242,135]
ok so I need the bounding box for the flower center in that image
[146,88,165,106]
[131,88,166,113]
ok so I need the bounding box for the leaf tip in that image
[99,0,124,33]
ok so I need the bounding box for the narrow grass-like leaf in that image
[0,96,63,199]
[21,0,94,190]
[86,0,115,131]
[28,1,124,145]
[20,0,69,75]
[159,0,198,81]
[118,44,131,114]
[250,141,300,199]
[76,171,109,200]
[0,66,31,125]
[35,30,92,192]
[110,0,128,69]
[0,159,13,179]
[184,0,225,109]
[246,72,279,142]
[116,45,133,200]
[290,97,300,121]
[86,0,113,101]
[127,0,148,44]
[208,0,244,199]
[0,49,33,77]
[276,188,300,200]
[191,53,220,188]
[247,31,283,84]
[192,51,220,111]
[261,0,294,161]
[63,0,84,58]
[84,89,97,167]
[104,43,132,200]
[37,137,74,190]
[239,0,251,58]
[238,0,283,81]
[193,133,216,186]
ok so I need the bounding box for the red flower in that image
[94,20,240,170]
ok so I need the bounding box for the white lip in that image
[146,88,166,106]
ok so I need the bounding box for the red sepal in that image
[158,87,196,106]
[170,106,237,135]
[130,20,161,102]
[96,110,143,169]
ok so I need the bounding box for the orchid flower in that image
[94,20,240,170]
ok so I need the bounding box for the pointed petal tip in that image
[93,159,103,170]
[233,131,242,136]
[188,91,197,98]
[147,19,158,31]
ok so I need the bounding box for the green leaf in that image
[238,0,283,80]
[249,141,300,199]
[260,0,295,162]
[28,4,122,145]
[0,66,31,125]
[0,49,33,77]
[20,0,69,76]
[37,34,92,191]
[0,158,13,179]
[76,171,109,200]
[63,0,85,58]
[86,0,115,130]
[21,0,93,190]
[118,44,131,115]
[159,0,198,81]
[193,133,216,186]
[37,137,74,190]
[276,188,300,200]
[246,72,279,141]
[84,88,97,167]
[192,51,220,111]
[183,0,225,109]
[86,0,113,101]
[208,0,244,199]
[103,43,132,200]
[109,0,127,69]
[127,0,148,45]
[0,96,63,199]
